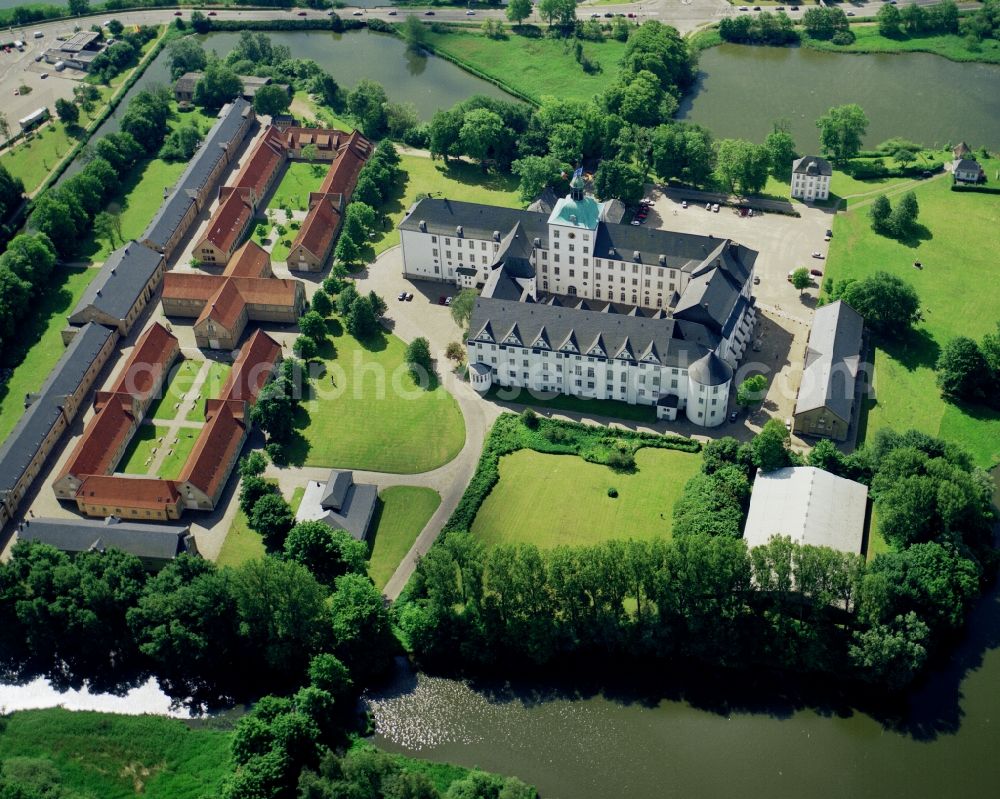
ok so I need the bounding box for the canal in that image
[677,43,1000,152]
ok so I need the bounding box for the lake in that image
[677,44,1000,151]
[367,578,1000,799]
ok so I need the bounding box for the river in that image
[678,43,1000,152]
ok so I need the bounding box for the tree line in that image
[398,419,994,693]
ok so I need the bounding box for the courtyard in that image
[471,447,702,549]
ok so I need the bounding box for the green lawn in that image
[367,486,441,591]
[0,268,97,444]
[825,164,1000,467]
[270,235,293,263]
[373,153,521,255]
[289,319,466,473]
[119,425,167,475]
[0,708,231,799]
[216,484,304,568]
[269,160,326,211]
[803,25,1000,64]
[486,386,658,423]
[472,447,701,548]
[185,361,234,423]
[149,359,203,422]
[158,428,200,481]
[422,27,628,103]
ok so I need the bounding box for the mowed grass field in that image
[472,448,701,548]
[367,486,441,591]
[0,268,97,444]
[422,27,627,103]
[803,25,1000,64]
[290,320,465,473]
[269,160,326,211]
[826,165,1000,467]
[149,359,203,421]
[186,361,233,423]
[373,153,521,255]
[0,708,231,799]
[216,485,304,567]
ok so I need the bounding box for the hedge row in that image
[950,183,1000,194]
[442,412,700,534]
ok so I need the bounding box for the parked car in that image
[785,418,793,432]
[705,202,712,211]
[681,200,688,209]
[631,220,641,226]
[825,228,833,238]
[729,411,739,423]
[847,11,855,16]
[388,10,398,15]
[298,11,307,16]
[40,72,48,79]
[405,292,414,302]
[34,54,43,62]
[812,251,824,259]
[753,5,762,10]
[712,203,720,212]
[627,13,636,18]
[397,291,407,301]
[173,10,182,16]
[738,5,748,9]
[425,10,435,15]
[591,13,600,18]
[466,9,475,15]
[810,268,823,277]
[790,5,799,10]
[605,12,614,17]
[445,296,453,307]
[438,296,447,305]
[208,11,217,16]
[352,10,363,15]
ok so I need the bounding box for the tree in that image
[877,3,903,36]
[405,337,434,380]
[0,112,10,145]
[511,154,564,204]
[283,522,367,586]
[849,612,929,691]
[459,108,506,168]
[868,194,892,234]
[250,382,296,443]
[401,14,428,51]
[159,125,202,162]
[345,295,378,340]
[293,335,317,360]
[802,6,850,40]
[764,126,796,178]
[445,288,478,331]
[106,19,124,36]
[347,80,388,138]
[248,492,295,551]
[298,309,327,342]
[791,267,812,295]
[936,336,991,404]
[538,0,576,28]
[889,190,919,237]
[239,451,268,480]
[69,0,89,13]
[839,271,920,337]
[190,10,211,34]
[168,37,207,80]
[445,341,466,365]
[506,0,532,25]
[311,289,332,317]
[54,98,79,126]
[239,475,275,516]
[715,138,771,195]
[594,159,646,207]
[328,573,396,675]
[736,374,768,408]
[751,418,792,472]
[253,85,291,117]
[193,61,242,111]
[816,104,869,162]
[93,210,121,248]
[367,290,387,319]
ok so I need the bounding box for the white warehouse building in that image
[398,177,758,427]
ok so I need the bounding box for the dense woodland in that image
[399,419,995,694]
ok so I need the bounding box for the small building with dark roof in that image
[174,72,290,105]
[0,323,118,529]
[296,470,379,542]
[952,157,985,184]
[18,516,198,571]
[66,242,165,336]
[793,300,864,441]
[791,156,832,202]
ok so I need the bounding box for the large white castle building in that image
[398,176,758,426]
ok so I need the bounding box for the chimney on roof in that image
[533,237,540,247]
[457,225,463,236]
[659,254,666,265]
[633,251,640,261]
[570,214,578,224]
[418,220,426,232]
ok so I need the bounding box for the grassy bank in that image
[0,267,97,444]
[367,486,441,590]
[215,484,304,567]
[421,26,627,104]
[0,708,231,799]
[825,162,1000,467]
[803,25,1000,64]
[472,447,700,549]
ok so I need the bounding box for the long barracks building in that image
[399,177,758,426]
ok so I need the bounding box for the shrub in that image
[521,408,539,429]
[607,487,618,498]
[831,30,856,46]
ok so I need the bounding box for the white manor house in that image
[399,177,759,426]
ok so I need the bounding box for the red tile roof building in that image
[287,130,372,272]
[54,329,282,520]
[162,241,306,350]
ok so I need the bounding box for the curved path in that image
[262,246,500,601]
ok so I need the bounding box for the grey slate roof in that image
[401,198,549,245]
[19,516,195,562]
[142,98,253,250]
[318,471,378,541]
[69,242,163,325]
[688,351,733,387]
[0,323,115,500]
[792,155,833,177]
[794,300,864,422]
[953,158,982,172]
[470,296,711,368]
[321,470,352,511]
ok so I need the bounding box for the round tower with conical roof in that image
[685,351,733,427]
